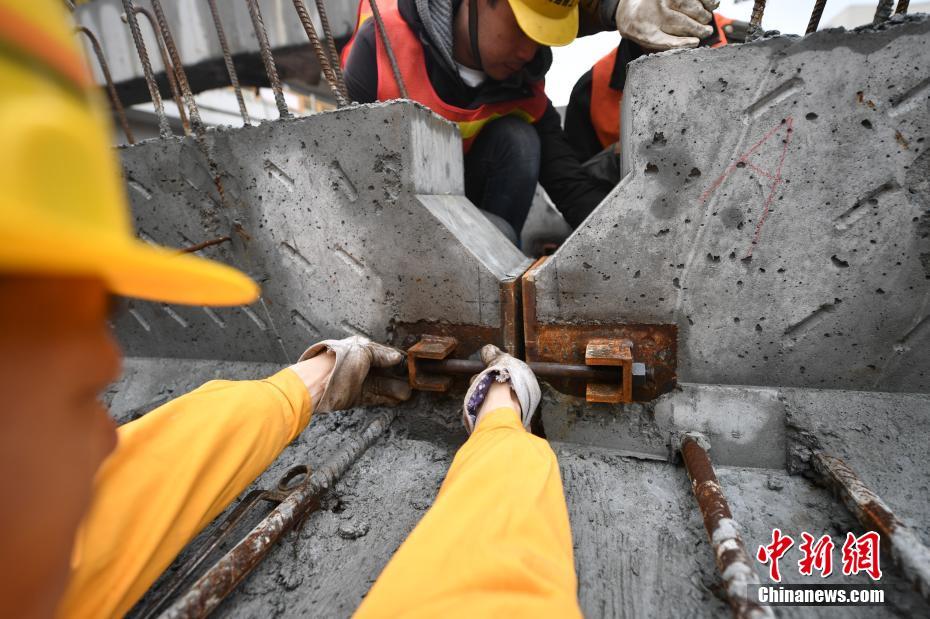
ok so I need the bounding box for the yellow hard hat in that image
[508,0,578,47]
[0,0,258,306]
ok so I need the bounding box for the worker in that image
[1,1,580,616]
[564,12,746,184]
[342,0,720,242]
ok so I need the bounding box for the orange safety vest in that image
[341,0,549,152]
[589,12,733,149]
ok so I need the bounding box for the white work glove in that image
[615,0,718,51]
[462,344,541,434]
[294,336,410,412]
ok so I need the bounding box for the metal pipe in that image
[120,0,172,138]
[895,0,910,14]
[680,434,773,619]
[292,0,350,106]
[810,452,930,601]
[312,0,349,99]
[129,6,191,135]
[75,26,136,144]
[160,409,397,618]
[873,0,894,23]
[417,358,629,383]
[806,0,828,34]
[206,0,251,125]
[149,0,206,135]
[749,0,766,32]
[367,0,408,99]
[244,0,292,119]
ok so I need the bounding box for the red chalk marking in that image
[698,117,795,259]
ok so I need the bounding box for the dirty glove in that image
[615,0,717,50]
[462,344,541,434]
[295,336,410,413]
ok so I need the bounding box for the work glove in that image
[615,0,717,51]
[296,336,410,412]
[462,344,541,434]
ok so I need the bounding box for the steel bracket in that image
[407,335,457,392]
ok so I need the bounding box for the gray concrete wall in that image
[535,15,930,394]
[115,102,529,363]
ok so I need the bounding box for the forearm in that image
[58,369,313,618]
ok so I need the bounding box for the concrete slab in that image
[533,15,930,394]
[114,102,530,363]
[111,360,929,617]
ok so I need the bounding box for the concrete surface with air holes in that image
[103,14,930,619]
[535,14,930,395]
[114,101,529,363]
[111,359,930,618]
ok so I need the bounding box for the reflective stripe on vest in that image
[343,0,549,152]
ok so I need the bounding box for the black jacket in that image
[342,0,614,228]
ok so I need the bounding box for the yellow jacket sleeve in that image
[56,368,313,619]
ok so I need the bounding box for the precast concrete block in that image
[115,101,530,362]
[534,16,930,393]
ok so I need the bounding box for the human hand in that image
[462,344,541,434]
[292,336,410,412]
[615,0,718,50]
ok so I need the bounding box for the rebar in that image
[368,0,408,99]
[75,26,135,144]
[874,0,894,23]
[312,0,349,99]
[244,0,292,119]
[417,358,631,383]
[806,0,828,34]
[206,0,251,125]
[129,6,190,135]
[681,434,773,619]
[749,0,766,31]
[178,236,232,254]
[292,0,350,106]
[895,0,910,14]
[160,409,397,618]
[149,0,206,135]
[120,0,171,138]
[811,452,930,602]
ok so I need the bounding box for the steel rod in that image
[244,0,292,119]
[367,0,408,99]
[149,0,206,135]
[417,358,624,383]
[160,409,396,618]
[206,0,251,125]
[130,6,190,135]
[874,0,894,23]
[75,26,136,144]
[895,0,910,14]
[312,0,349,99]
[749,0,766,32]
[120,0,172,138]
[811,452,930,601]
[806,0,828,34]
[681,434,773,619]
[292,0,350,106]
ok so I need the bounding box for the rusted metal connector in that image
[160,409,397,618]
[811,452,930,601]
[407,335,457,392]
[680,433,773,619]
[585,338,632,404]
[405,336,643,403]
